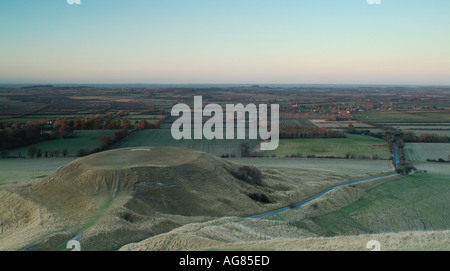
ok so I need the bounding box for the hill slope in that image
[2,147,352,251]
[119,216,449,251]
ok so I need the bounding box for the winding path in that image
[247,138,401,219]
[246,172,398,219]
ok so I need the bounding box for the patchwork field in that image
[1,86,449,251]
[265,134,389,159]
[403,143,450,161]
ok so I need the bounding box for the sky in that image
[0,0,449,85]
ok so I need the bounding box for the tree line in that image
[0,112,168,155]
[401,131,449,143]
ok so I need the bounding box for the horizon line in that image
[1,83,450,88]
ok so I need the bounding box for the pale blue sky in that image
[0,0,449,84]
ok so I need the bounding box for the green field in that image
[125,114,167,123]
[410,161,450,175]
[409,130,450,137]
[404,143,450,161]
[354,111,450,124]
[0,157,76,185]
[266,134,389,159]
[415,112,450,121]
[112,129,261,157]
[7,130,118,157]
[229,157,393,176]
[307,173,450,235]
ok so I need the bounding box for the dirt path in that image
[57,170,121,251]
[246,172,398,219]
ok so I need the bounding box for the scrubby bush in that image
[1,149,8,158]
[28,147,37,158]
[404,165,417,174]
[77,148,91,157]
[248,192,271,204]
[230,166,262,185]
[288,201,297,209]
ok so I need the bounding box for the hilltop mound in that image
[1,147,376,251]
[0,147,291,250]
[24,147,268,217]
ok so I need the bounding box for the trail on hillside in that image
[246,173,397,219]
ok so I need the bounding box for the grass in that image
[54,193,115,251]
[307,173,450,235]
[310,120,374,129]
[414,112,450,121]
[112,129,261,157]
[265,134,389,159]
[354,110,450,123]
[403,143,450,161]
[410,161,450,175]
[409,130,450,137]
[204,230,450,251]
[7,130,118,157]
[125,114,166,123]
[229,157,393,176]
[0,157,76,185]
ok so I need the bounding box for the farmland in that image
[354,110,450,124]
[310,119,374,129]
[7,130,117,157]
[1,85,450,251]
[409,130,450,137]
[112,129,261,157]
[265,134,389,159]
[410,161,450,175]
[0,157,76,185]
[403,143,450,161]
[229,157,393,176]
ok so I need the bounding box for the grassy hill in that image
[300,173,449,236]
[1,147,363,251]
[118,171,450,251]
[119,216,449,251]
